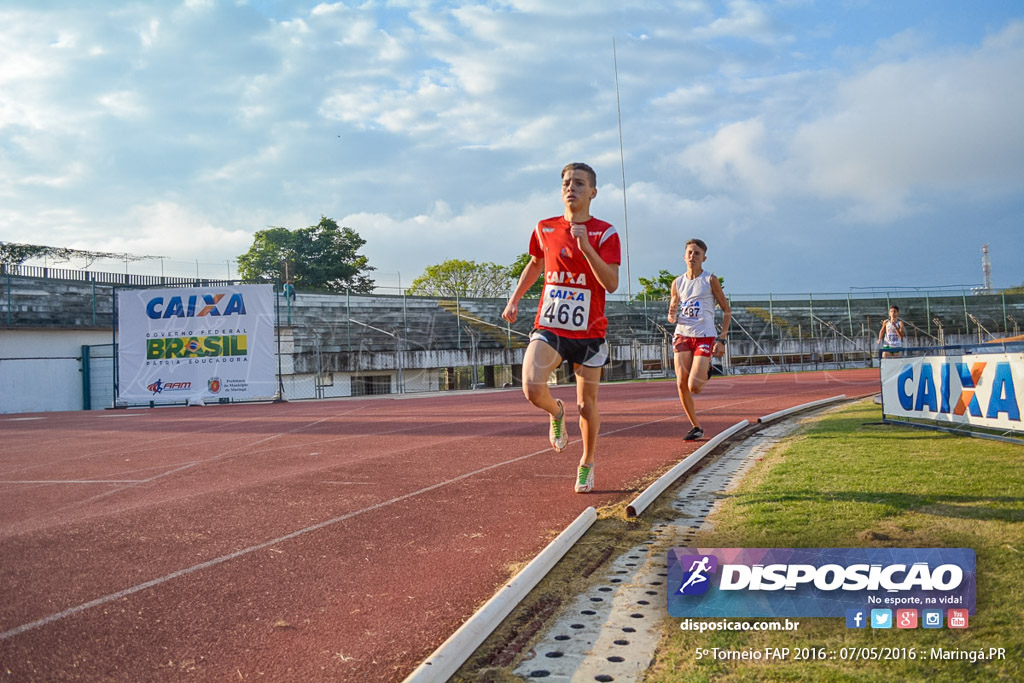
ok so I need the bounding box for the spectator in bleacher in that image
[501,162,621,494]
[667,238,731,441]
[877,305,905,357]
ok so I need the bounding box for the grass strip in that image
[647,399,1024,682]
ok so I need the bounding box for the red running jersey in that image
[528,216,621,339]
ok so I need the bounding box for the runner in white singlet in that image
[877,305,905,358]
[667,239,731,441]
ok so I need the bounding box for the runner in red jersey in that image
[528,215,619,339]
[502,162,621,493]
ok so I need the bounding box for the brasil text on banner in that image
[116,284,277,403]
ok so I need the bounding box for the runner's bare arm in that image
[502,255,544,323]
[668,276,681,324]
[570,224,619,293]
[711,276,731,334]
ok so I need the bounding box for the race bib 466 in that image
[541,284,590,332]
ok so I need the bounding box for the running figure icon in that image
[679,556,712,594]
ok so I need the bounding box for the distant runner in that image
[502,162,621,493]
[668,238,731,441]
[878,305,905,358]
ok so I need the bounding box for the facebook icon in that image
[845,608,866,629]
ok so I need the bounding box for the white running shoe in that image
[549,399,567,452]
[574,464,594,493]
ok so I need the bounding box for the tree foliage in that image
[635,269,678,301]
[407,258,512,298]
[507,252,545,298]
[236,216,374,293]
[0,241,157,267]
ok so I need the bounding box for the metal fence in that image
[4,268,1023,408]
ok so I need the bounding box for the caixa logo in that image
[895,361,1019,420]
[146,293,246,319]
[147,379,192,394]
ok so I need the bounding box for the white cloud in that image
[791,20,1024,219]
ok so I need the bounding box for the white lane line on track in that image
[0,480,145,485]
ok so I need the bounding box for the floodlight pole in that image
[613,37,632,299]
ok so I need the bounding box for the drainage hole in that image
[570,623,585,629]
[610,578,623,583]
[581,609,597,615]
[529,670,551,678]
[621,627,636,633]
[645,591,657,596]
[595,676,614,682]
[613,639,630,646]
[590,597,604,602]
[545,651,564,658]
[598,587,613,592]
[554,635,570,641]
[629,613,645,619]
[607,656,625,663]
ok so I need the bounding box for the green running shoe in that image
[549,399,567,452]
[574,464,594,493]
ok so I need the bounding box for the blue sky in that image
[2,0,1022,296]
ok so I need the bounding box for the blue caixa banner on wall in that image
[667,548,975,618]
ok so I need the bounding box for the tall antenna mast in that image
[613,37,632,299]
[981,243,992,292]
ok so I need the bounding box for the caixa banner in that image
[667,548,975,618]
[880,352,1023,434]
[117,284,277,403]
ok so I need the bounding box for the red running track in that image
[0,369,878,681]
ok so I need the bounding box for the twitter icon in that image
[871,609,892,629]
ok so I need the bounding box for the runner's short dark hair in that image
[562,162,596,187]
[686,238,708,254]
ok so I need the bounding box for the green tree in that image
[236,216,374,293]
[507,252,544,298]
[635,270,726,301]
[635,269,678,301]
[407,259,511,298]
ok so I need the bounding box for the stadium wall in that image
[0,329,111,414]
